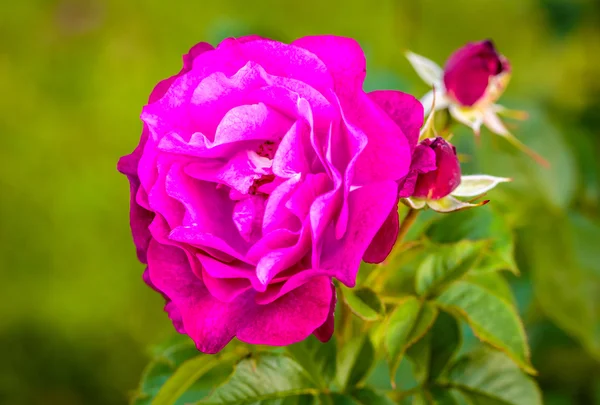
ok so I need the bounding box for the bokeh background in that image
[1,0,599,404]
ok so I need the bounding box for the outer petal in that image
[292,35,366,97]
[236,275,333,346]
[313,282,336,342]
[362,201,399,264]
[347,93,412,185]
[117,125,155,263]
[150,42,214,104]
[368,90,424,151]
[147,240,332,353]
[319,180,398,286]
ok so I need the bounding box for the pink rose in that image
[118,35,422,353]
[443,40,510,107]
[399,137,461,200]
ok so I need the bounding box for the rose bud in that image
[118,35,422,353]
[443,40,510,107]
[406,41,547,166]
[400,137,461,200]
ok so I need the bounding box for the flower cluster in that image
[118,36,511,353]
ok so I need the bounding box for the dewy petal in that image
[318,180,398,287]
[367,90,424,151]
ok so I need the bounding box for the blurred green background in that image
[1,0,599,404]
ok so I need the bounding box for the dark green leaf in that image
[407,310,462,385]
[464,272,516,307]
[154,350,245,405]
[429,387,464,405]
[342,287,385,321]
[415,240,487,297]
[336,335,375,389]
[442,348,542,405]
[288,336,337,388]
[428,311,462,382]
[425,207,517,274]
[201,353,318,404]
[526,211,600,360]
[131,337,208,405]
[386,297,438,379]
[435,281,533,374]
[350,388,395,405]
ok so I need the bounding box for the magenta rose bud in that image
[443,40,510,107]
[118,35,422,353]
[399,137,461,200]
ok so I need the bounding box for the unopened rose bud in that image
[443,40,510,107]
[411,137,461,200]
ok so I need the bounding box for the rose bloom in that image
[399,137,461,200]
[443,39,510,107]
[118,35,422,353]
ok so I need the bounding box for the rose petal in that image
[362,201,400,264]
[292,35,366,96]
[147,240,332,353]
[319,180,398,286]
[368,90,424,151]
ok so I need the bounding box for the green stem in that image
[397,208,419,246]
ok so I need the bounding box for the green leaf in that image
[442,348,542,405]
[350,388,395,405]
[464,272,516,307]
[406,310,461,384]
[153,350,245,405]
[131,336,221,405]
[429,387,465,405]
[415,240,487,297]
[201,353,318,404]
[429,311,462,382]
[336,335,375,389]
[287,336,337,388]
[385,297,438,379]
[525,211,600,360]
[434,281,533,374]
[425,207,518,274]
[342,287,385,321]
